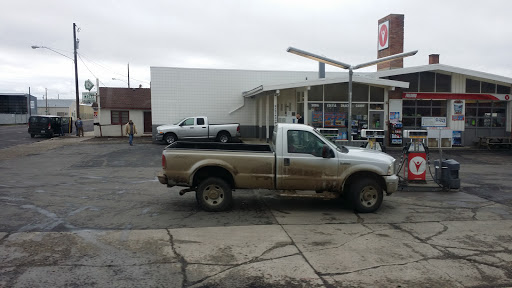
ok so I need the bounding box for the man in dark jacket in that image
[296,113,304,124]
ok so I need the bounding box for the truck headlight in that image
[388,160,395,175]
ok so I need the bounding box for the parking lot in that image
[1,132,512,287]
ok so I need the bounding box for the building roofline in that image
[242,75,409,98]
[371,64,512,85]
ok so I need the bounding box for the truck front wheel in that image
[164,133,177,144]
[196,177,233,212]
[350,178,383,213]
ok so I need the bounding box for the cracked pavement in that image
[1,136,512,287]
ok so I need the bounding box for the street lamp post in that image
[287,47,418,145]
[31,22,80,120]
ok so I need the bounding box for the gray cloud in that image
[1,0,511,99]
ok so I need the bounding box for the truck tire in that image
[30,134,35,138]
[217,132,230,143]
[350,177,383,213]
[196,177,233,212]
[164,133,177,144]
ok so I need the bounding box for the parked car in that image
[155,116,240,144]
[28,115,72,138]
[158,123,398,213]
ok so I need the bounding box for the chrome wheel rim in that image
[220,135,228,143]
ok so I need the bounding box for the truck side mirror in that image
[322,145,334,158]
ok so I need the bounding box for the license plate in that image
[41,130,45,133]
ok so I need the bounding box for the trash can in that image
[434,159,460,189]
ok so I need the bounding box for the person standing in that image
[296,113,304,124]
[125,120,137,146]
[76,117,84,137]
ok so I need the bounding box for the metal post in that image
[73,23,80,119]
[127,63,130,88]
[348,67,353,145]
[45,88,48,115]
[28,87,31,118]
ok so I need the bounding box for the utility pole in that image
[45,88,48,115]
[73,23,80,119]
[127,63,130,88]
[28,87,31,118]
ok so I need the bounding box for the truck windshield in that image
[313,129,341,152]
[174,118,186,125]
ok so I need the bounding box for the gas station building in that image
[150,14,512,147]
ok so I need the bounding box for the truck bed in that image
[166,141,273,152]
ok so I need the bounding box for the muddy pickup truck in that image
[155,116,240,144]
[158,123,398,213]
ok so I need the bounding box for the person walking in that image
[76,117,84,137]
[125,120,137,146]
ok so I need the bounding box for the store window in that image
[352,83,369,101]
[465,101,506,128]
[497,84,511,94]
[402,100,447,129]
[324,103,347,128]
[466,79,480,93]
[388,73,419,92]
[308,103,323,128]
[419,72,435,92]
[370,86,384,102]
[324,83,348,101]
[111,111,129,125]
[308,85,323,101]
[436,73,451,92]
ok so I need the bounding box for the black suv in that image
[28,115,72,138]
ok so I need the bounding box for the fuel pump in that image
[402,130,428,182]
[361,129,385,152]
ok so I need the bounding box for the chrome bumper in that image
[384,175,399,194]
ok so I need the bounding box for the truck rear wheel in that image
[350,177,383,213]
[196,177,233,212]
[217,132,230,143]
[164,133,177,144]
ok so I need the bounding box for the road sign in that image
[84,79,94,91]
[82,92,96,104]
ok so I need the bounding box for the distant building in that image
[37,99,76,118]
[94,87,151,137]
[0,93,37,124]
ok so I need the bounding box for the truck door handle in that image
[202,127,207,128]
[284,158,290,166]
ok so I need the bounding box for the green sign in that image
[84,79,94,91]
[82,92,96,104]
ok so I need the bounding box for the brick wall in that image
[377,14,404,71]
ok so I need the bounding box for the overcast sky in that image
[2,0,512,100]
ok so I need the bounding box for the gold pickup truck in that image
[158,123,398,213]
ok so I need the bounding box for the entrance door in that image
[144,112,152,134]
[369,111,384,129]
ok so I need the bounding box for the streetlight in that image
[112,77,129,87]
[287,46,418,145]
[31,23,80,119]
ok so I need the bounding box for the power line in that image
[78,52,150,84]
[77,54,107,86]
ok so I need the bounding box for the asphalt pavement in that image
[1,134,512,287]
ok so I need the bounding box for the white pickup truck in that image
[158,123,398,213]
[155,116,240,144]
